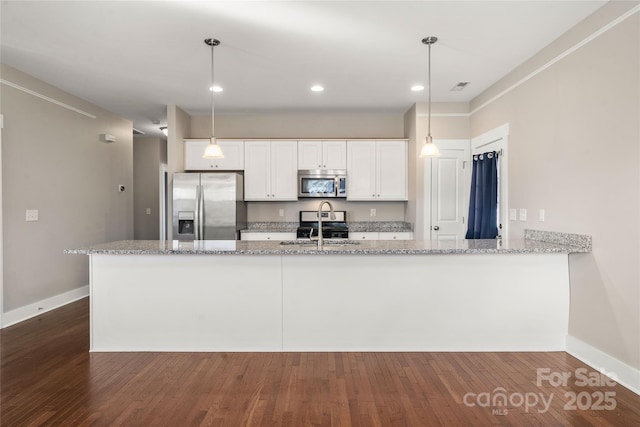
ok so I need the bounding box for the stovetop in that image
[297,210,348,239]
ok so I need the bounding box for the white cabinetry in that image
[347,140,407,201]
[184,139,244,171]
[244,140,298,201]
[350,231,413,241]
[298,140,347,170]
[240,232,297,241]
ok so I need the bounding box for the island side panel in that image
[282,253,569,351]
[89,254,283,351]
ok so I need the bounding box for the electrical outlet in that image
[509,208,517,221]
[370,208,376,217]
[519,208,527,221]
[278,209,284,217]
[26,209,39,222]
[146,208,152,215]
[539,209,545,222]
[118,185,125,192]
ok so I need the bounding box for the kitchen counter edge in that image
[65,237,590,256]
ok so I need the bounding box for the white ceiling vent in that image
[450,82,470,92]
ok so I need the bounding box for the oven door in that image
[298,175,337,198]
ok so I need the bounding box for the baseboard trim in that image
[566,335,640,396]
[2,285,89,328]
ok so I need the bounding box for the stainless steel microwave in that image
[298,170,347,198]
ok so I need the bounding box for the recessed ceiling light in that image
[310,85,324,92]
[411,85,425,92]
[210,86,223,92]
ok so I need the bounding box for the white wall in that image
[470,3,640,372]
[0,64,134,313]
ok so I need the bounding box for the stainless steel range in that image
[296,210,349,239]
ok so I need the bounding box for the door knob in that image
[433,226,440,231]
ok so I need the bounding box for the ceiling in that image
[1,1,607,137]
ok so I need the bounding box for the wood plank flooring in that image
[2,298,639,426]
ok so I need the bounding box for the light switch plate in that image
[509,209,517,221]
[278,209,284,217]
[146,208,152,215]
[370,208,376,217]
[539,209,545,222]
[519,208,527,221]
[26,209,39,221]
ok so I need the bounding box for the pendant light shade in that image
[203,137,224,158]
[419,36,440,158]
[203,38,224,159]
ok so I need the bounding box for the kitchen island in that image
[66,230,590,352]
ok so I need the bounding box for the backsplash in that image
[246,200,406,222]
[524,229,592,252]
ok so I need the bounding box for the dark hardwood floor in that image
[1,298,639,426]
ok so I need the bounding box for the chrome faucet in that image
[317,200,336,247]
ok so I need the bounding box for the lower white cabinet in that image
[350,231,413,241]
[241,232,297,241]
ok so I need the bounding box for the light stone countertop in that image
[65,237,589,256]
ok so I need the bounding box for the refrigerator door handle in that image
[198,184,205,240]
[194,184,201,240]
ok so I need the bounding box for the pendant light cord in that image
[210,41,215,139]
[427,40,432,140]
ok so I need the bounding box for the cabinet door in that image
[323,140,347,170]
[349,232,379,240]
[214,140,244,170]
[271,141,298,200]
[184,139,213,171]
[376,140,408,200]
[298,140,323,169]
[244,141,271,200]
[347,141,377,201]
[378,232,413,240]
[241,232,296,241]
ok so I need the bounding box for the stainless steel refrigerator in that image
[172,173,247,240]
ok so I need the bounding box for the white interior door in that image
[429,141,469,241]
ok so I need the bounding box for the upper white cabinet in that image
[244,140,298,201]
[184,139,244,171]
[347,140,407,201]
[298,140,347,170]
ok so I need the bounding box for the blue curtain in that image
[465,151,499,239]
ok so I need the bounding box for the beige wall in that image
[166,105,190,240]
[470,4,640,370]
[0,64,133,312]
[133,136,167,239]
[190,113,404,139]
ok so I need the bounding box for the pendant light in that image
[419,36,440,158]
[203,38,224,159]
